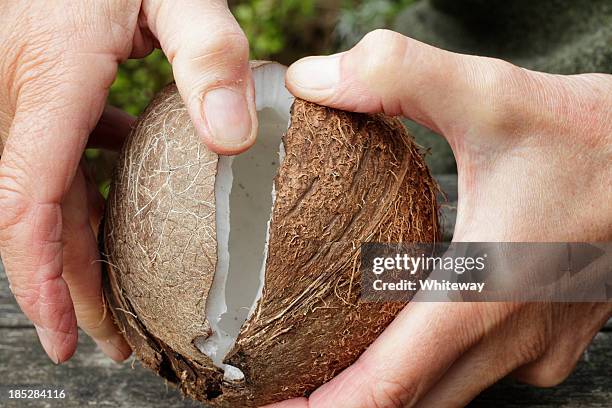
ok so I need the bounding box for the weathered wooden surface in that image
[0,328,200,408]
[0,175,610,407]
[0,318,610,408]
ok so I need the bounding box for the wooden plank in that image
[0,329,609,407]
[0,328,200,408]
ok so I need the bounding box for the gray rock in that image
[393,0,612,174]
[395,0,612,75]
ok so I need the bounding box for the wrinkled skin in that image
[269,29,612,408]
[0,0,256,364]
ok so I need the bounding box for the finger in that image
[512,355,578,389]
[142,0,257,154]
[87,106,135,151]
[262,398,308,408]
[286,29,524,136]
[307,302,489,408]
[61,164,131,362]
[415,307,536,408]
[0,68,113,363]
[512,302,610,387]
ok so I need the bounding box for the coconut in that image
[101,61,440,407]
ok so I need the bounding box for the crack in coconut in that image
[194,62,293,381]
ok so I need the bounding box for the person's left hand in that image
[0,0,256,364]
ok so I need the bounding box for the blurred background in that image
[88,0,612,193]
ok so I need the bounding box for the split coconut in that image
[102,61,440,407]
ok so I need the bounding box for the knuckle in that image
[369,379,416,408]
[11,284,39,312]
[522,359,575,388]
[0,164,63,265]
[354,358,416,408]
[3,42,57,108]
[199,28,250,63]
[479,58,522,94]
[362,29,404,47]
[169,24,249,67]
[0,163,31,238]
[73,297,106,331]
[11,273,62,324]
[358,30,407,75]
[350,30,410,110]
[173,28,250,101]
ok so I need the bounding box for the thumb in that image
[142,0,257,155]
[286,29,520,136]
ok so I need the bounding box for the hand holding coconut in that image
[0,0,257,364]
[262,31,612,408]
[265,29,612,407]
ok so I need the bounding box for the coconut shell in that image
[102,84,440,407]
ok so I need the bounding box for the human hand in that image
[269,30,612,407]
[0,0,256,364]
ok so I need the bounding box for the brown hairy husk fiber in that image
[102,84,440,407]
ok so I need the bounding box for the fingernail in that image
[288,54,341,91]
[95,335,132,362]
[202,87,253,147]
[35,325,60,364]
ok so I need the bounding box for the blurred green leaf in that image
[85,149,100,160]
[108,50,173,116]
[234,0,316,59]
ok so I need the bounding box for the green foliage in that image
[234,0,316,58]
[109,50,173,116]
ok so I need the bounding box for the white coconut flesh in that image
[194,63,293,382]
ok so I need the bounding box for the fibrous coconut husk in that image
[102,78,439,406]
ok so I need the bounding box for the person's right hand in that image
[0,0,257,364]
[272,29,612,408]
